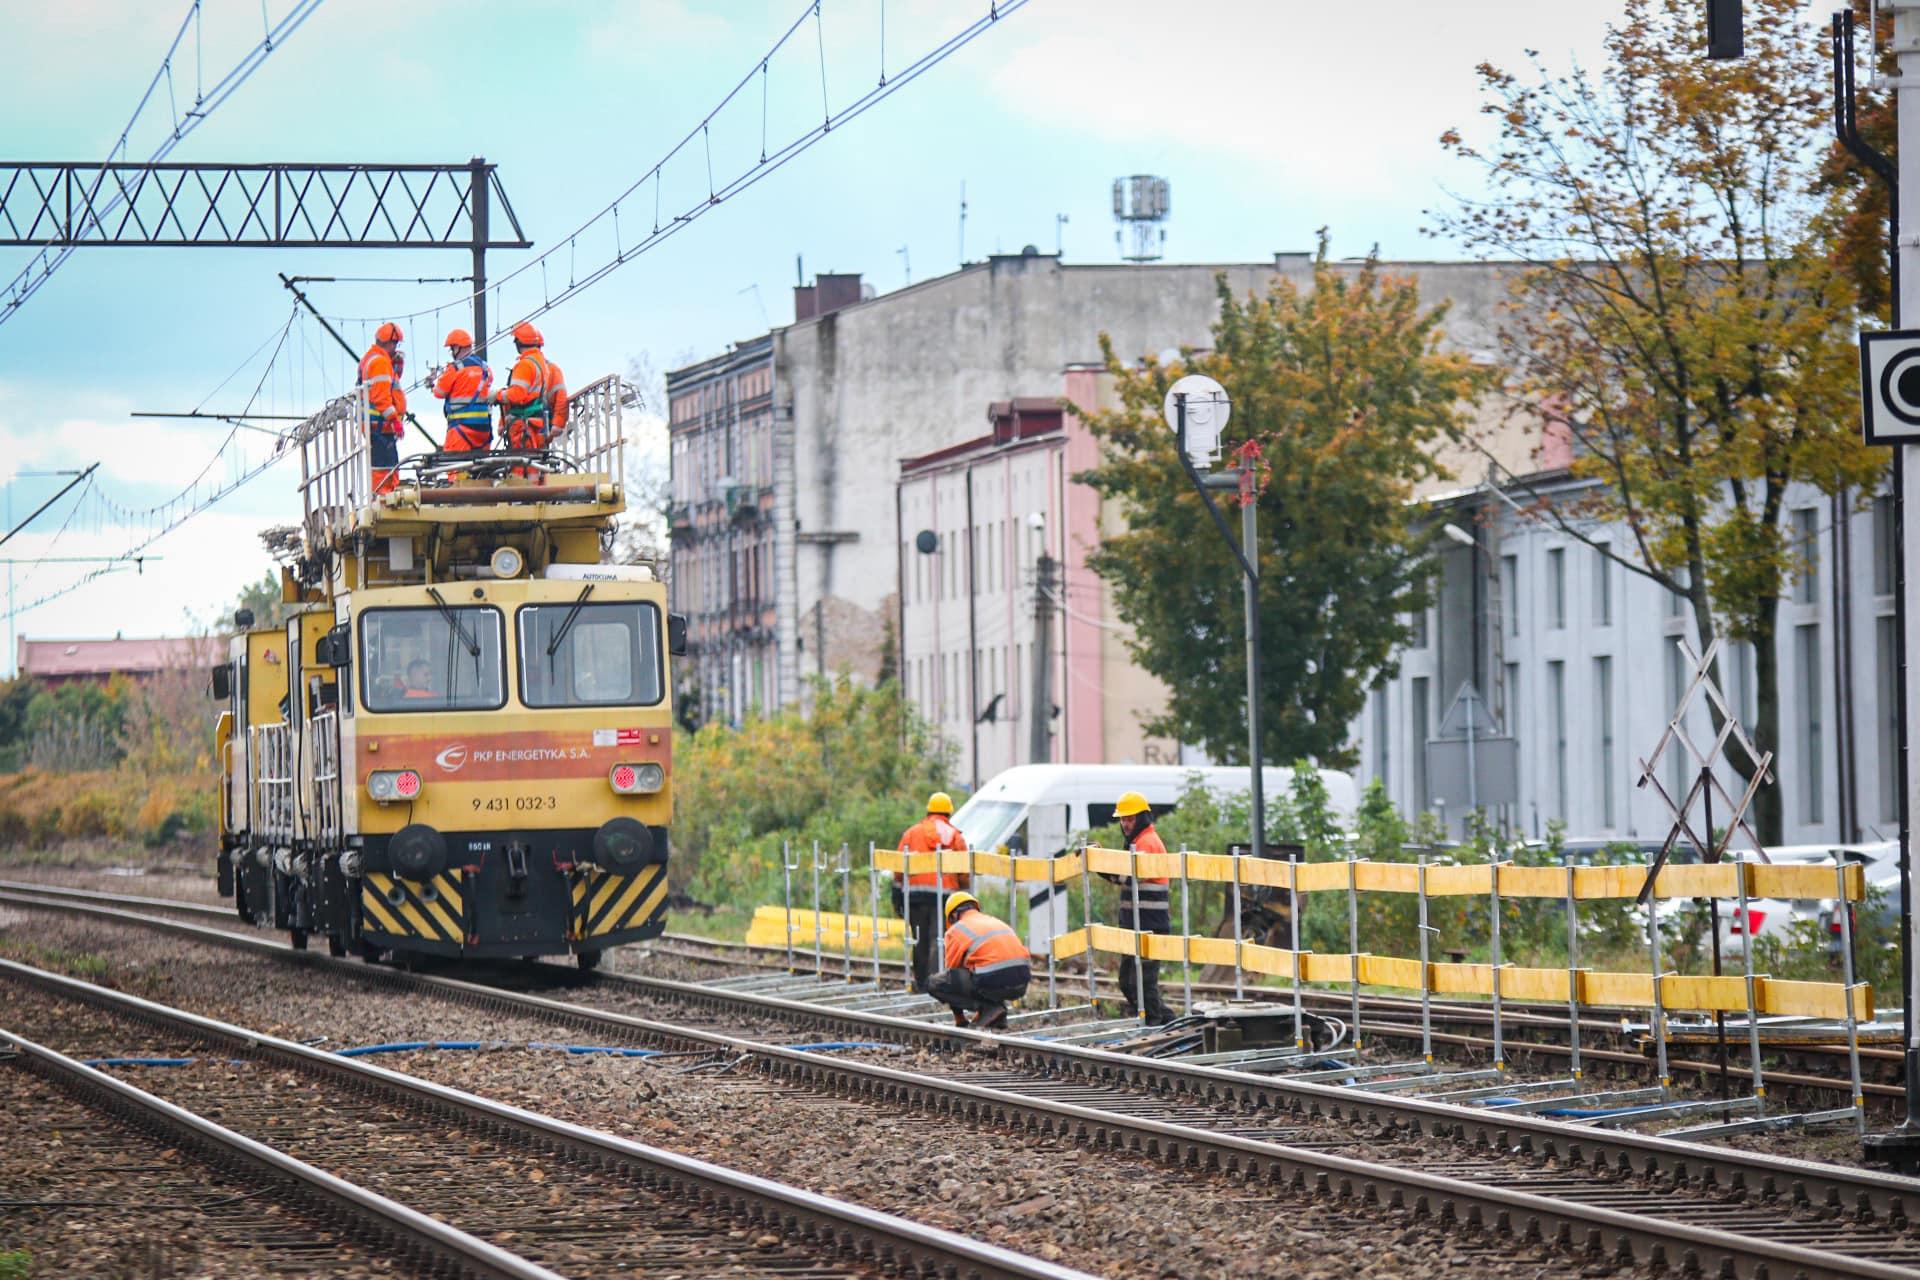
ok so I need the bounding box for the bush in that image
[676,677,954,907]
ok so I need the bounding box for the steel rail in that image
[0,1029,565,1280]
[12,882,1840,1051]
[0,956,1094,1280]
[8,886,1920,1228]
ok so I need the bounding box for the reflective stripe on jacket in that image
[358,346,403,433]
[943,909,1028,976]
[1119,825,1170,912]
[896,814,967,889]
[433,354,494,431]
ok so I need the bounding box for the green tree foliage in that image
[1434,0,1886,839]
[1078,244,1492,768]
[227,569,293,630]
[674,677,956,906]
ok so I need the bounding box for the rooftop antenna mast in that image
[958,181,968,265]
[897,245,911,285]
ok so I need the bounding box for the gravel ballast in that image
[0,909,1604,1279]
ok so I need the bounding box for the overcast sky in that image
[0,0,1671,670]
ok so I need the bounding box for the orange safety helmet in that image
[511,321,544,347]
[444,327,473,348]
[375,321,404,344]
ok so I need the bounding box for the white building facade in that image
[1352,476,1898,845]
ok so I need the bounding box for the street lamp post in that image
[1442,521,1482,819]
[1163,376,1264,869]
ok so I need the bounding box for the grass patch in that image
[0,1248,31,1279]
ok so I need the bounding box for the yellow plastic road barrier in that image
[744,906,908,953]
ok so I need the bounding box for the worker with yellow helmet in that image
[1106,790,1173,1023]
[926,890,1029,1029]
[893,790,970,992]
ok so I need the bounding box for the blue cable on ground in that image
[82,1057,198,1067]
[1468,1097,1669,1119]
[333,1040,662,1059]
[783,1041,896,1052]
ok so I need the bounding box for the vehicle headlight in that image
[489,545,525,578]
[609,762,665,794]
[368,769,422,802]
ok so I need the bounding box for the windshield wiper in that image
[426,586,481,658]
[547,584,596,659]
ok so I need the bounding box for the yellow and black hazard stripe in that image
[361,870,466,947]
[570,864,668,942]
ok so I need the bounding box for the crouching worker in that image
[927,891,1029,1030]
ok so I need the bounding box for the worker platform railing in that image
[296,387,371,553]
[250,721,296,845]
[309,710,342,846]
[545,373,626,481]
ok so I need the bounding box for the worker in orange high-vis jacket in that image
[493,321,567,450]
[927,892,1029,1029]
[358,322,406,493]
[431,328,494,452]
[1105,791,1172,1024]
[893,791,970,992]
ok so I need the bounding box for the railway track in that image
[0,954,1090,1280]
[8,879,1884,1095]
[657,925,1906,1091]
[8,886,1920,1277]
[1,1030,517,1279]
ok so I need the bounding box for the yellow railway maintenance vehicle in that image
[214,376,682,968]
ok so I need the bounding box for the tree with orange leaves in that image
[1433,0,1884,840]
[1079,239,1492,770]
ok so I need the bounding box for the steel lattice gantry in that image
[0,158,530,350]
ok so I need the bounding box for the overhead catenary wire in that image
[323,0,1028,397]
[0,0,327,328]
[7,1,1026,621]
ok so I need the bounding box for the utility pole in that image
[1863,0,1920,1168]
[1030,545,1055,764]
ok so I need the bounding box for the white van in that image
[949,763,1359,952]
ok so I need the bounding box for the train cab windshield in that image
[518,599,663,707]
[360,606,506,712]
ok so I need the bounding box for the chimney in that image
[793,285,818,323]
[815,272,864,315]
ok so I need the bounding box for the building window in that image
[1548,660,1567,821]
[1798,624,1823,825]
[1595,655,1614,829]
[1409,608,1428,649]
[1503,661,1519,739]
[1880,614,1900,824]
[1501,554,1519,637]
[1373,686,1390,788]
[1667,571,1688,622]
[1410,677,1430,811]
[1546,548,1565,630]
[1730,641,1755,727]
[1793,507,1819,606]
[1592,542,1611,626]
[1665,638,1687,800]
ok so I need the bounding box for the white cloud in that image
[982,0,1626,201]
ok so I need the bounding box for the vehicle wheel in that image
[327,933,348,957]
[576,949,603,972]
[289,928,309,951]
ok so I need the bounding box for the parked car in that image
[1713,842,1895,961]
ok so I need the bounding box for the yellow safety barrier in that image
[1076,849,1865,902]
[1063,924,1873,1020]
[744,905,908,954]
[871,847,1085,883]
